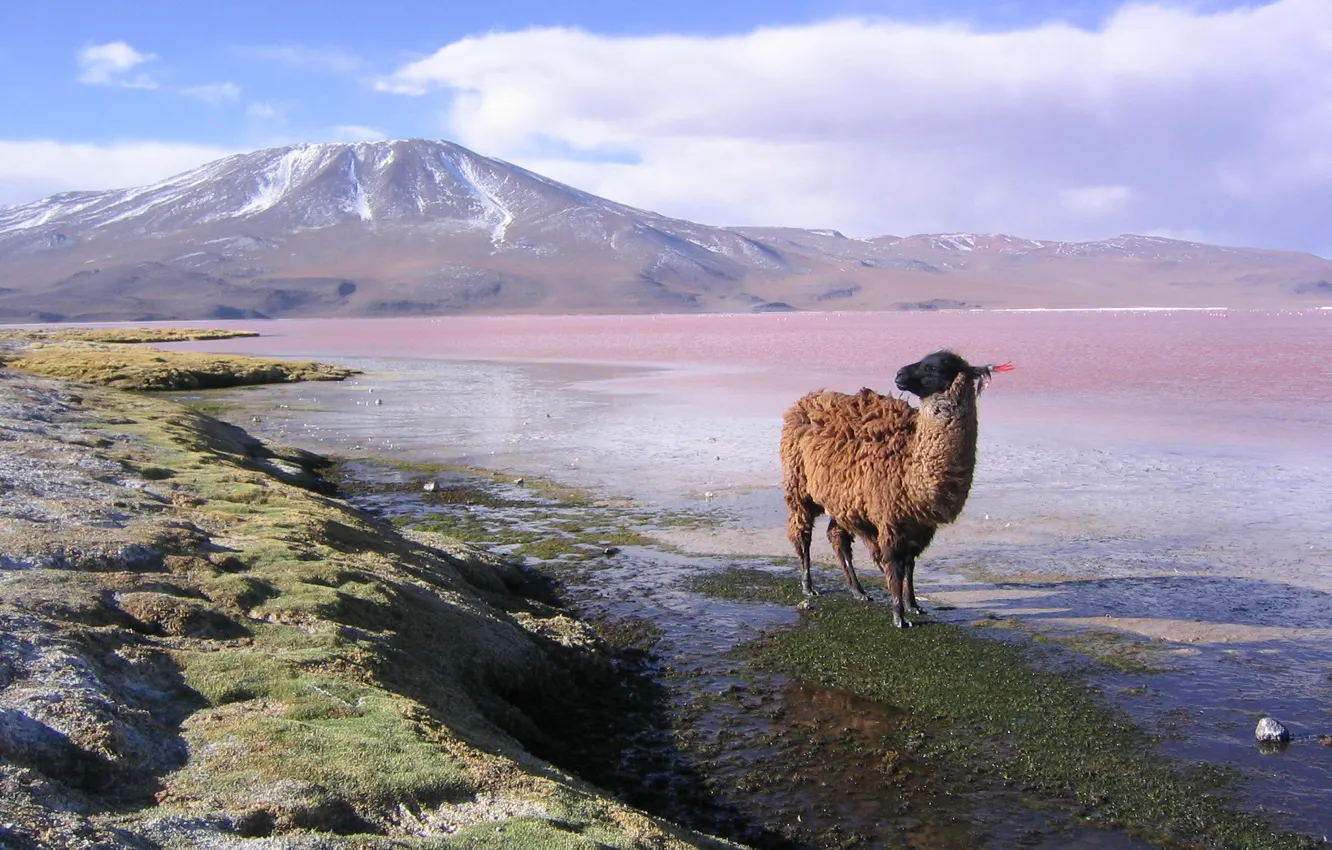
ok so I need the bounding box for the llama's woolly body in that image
[782,386,978,531]
[780,353,987,627]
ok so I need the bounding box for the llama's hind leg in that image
[826,519,870,601]
[786,499,820,597]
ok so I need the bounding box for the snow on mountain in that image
[0,138,1328,322]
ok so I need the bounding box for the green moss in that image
[685,566,806,606]
[514,537,598,562]
[185,696,476,810]
[0,327,261,345]
[444,817,622,849]
[8,339,355,390]
[1033,627,1171,674]
[746,598,1317,849]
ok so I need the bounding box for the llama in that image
[780,350,1010,628]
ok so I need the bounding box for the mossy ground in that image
[691,569,1316,849]
[0,379,728,849]
[337,460,703,573]
[0,327,260,344]
[6,340,356,390]
[0,325,354,390]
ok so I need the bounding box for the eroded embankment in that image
[0,371,733,849]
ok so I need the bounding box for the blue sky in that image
[2,0,1329,255]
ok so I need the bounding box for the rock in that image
[1318,734,1332,747]
[422,481,438,492]
[374,398,382,405]
[603,547,619,557]
[514,478,524,485]
[1255,716,1289,743]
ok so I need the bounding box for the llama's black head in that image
[895,350,993,398]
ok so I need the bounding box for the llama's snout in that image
[894,365,914,394]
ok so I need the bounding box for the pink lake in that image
[171,307,1332,450]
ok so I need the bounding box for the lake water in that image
[170,308,1332,839]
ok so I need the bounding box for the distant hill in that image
[1,139,1329,322]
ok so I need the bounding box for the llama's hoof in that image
[801,587,820,598]
[906,605,924,616]
[853,592,872,602]
[891,616,914,629]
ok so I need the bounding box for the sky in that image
[1,0,1329,255]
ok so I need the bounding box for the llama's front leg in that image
[904,556,924,616]
[878,541,912,629]
[827,519,870,601]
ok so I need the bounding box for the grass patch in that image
[746,598,1317,849]
[1034,627,1172,674]
[685,566,805,606]
[358,460,657,570]
[0,327,261,344]
[174,398,238,418]
[6,340,355,390]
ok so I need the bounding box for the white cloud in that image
[379,0,1332,252]
[238,45,364,74]
[77,41,157,88]
[0,141,239,207]
[329,125,388,142]
[247,102,279,118]
[1059,185,1133,218]
[183,82,242,103]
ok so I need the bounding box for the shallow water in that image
[171,309,1332,840]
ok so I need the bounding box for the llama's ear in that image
[968,366,991,396]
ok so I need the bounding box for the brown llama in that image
[780,350,1010,628]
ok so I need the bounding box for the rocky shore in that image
[0,370,731,849]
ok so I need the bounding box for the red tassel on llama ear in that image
[975,361,1013,396]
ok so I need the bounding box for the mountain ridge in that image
[1,138,1329,322]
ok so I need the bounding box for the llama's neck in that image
[906,377,980,524]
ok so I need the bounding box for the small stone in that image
[514,477,524,484]
[603,547,619,557]
[423,481,438,492]
[374,398,382,405]
[1318,734,1332,748]
[1255,716,1289,743]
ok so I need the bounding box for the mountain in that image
[0,139,1329,322]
